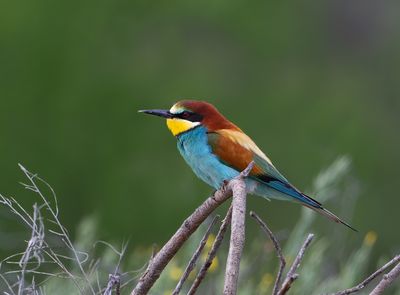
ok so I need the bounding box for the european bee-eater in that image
[140,100,356,231]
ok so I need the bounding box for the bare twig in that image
[188,206,233,295]
[250,211,286,295]
[1,188,83,292]
[0,273,15,295]
[2,165,151,295]
[131,162,255,295]
[98,241,128,295]
[131,187,231,295]
[133,181,226,292]
[17,203,45,295]
[331,254,400,295]
[103,273,121,295]
[239,161,255,178]
[19,164,95,294]
[370,261,400,295]
[172,215,220,295]
[223,162,253,295]
[278,233,314,295]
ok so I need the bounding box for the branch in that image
[277,233,314,295]
[131,162,254,295]
[370,261,400,295]
[130,189,231,295]
[188,206,233,295]
[103,274,121,295]
[250,211,286,295]
[223,162,254,295]
[172,215,220,295]
[330,254,400,295]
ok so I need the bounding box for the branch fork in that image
[131,162,254,295]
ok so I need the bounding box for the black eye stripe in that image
[174,111,203,122]
[189,113,203,122]
[181,111,191,118]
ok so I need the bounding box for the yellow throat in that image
[166,118,199,136]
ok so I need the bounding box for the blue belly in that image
[176,127,239,189]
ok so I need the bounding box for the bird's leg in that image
[211,180,230,197]
[222,179,230,187]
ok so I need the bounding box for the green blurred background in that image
[1,0,399,258]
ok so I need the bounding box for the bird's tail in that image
[262,177,357,231]
[301,202,357,232]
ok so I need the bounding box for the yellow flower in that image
[258,273,273,291]
[364,231,377,246]
[209,256,219,272]
[206,234,216,249]
[201,251,219,273]
[169,264,183,281]
[163,290,173,295]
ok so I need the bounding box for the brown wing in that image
[207,129,269,176]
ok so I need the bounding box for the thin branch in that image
[188,206,233,295]
[172,215,220,295]
[278,233,314,295]
[250,211,286,295]
[131,162,255,295]
[370,261,400,295]
[0,273,15,295]
[239,162,255,178]
[103,274,121,295]
[331,254,400,295]
[223,162,253,295]
[19,164,93,294]
[17,203,44,295]
[132,178,232,293]
[98,241,128,295]
[130,187,231,295]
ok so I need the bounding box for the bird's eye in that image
[181,111,191,119]
[177,111,203,122]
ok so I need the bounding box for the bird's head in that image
[140,100,240,136]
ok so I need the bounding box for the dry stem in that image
[131,162,254,295]
[277,233,314,295]
[222,162,254,295]
[331,254,400,295]
[250,211,286,295]
[370,261,400,295]
[172,215,220,295]
[188,206,233,295]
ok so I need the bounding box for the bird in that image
[140,100,356,231]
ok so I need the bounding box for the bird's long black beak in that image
[138,109,173,118]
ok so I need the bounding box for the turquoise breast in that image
[176,126,240,189]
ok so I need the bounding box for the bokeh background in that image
[1,0,399,271]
